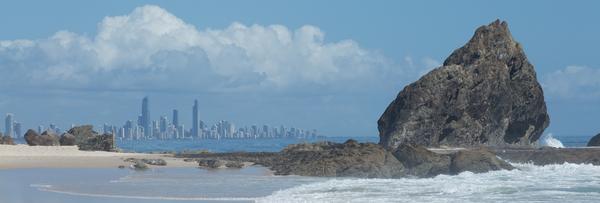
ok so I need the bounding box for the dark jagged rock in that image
[59,133,76,146]
[67,125,115,151]
[587,133,600,146]
[378,20,549,148]
[0,133,15,145]
[392,144,450,177]
[24,129,60,146]
[449,148,514,174]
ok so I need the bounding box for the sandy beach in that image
[0,145,197,169]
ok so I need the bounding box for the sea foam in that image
[539,133,565,148]
[259,163,600,203]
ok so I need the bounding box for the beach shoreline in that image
[0,144,197,169]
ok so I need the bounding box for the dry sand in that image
[0,144,197,169]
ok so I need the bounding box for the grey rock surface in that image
[392,144,451,177]
[449,148,514,174]
[378,20,549,148]
[587,133,600,146]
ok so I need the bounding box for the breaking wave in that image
[259,163,600,203]
[539,133,565,148]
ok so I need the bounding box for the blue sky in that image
[0,0,599,137]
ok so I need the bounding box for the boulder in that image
[378,20,549,148]
[24,129,60,146]
[449,148,514,174]
[131,160,148,170]
[392,144,451,177]
[59,133,76,146]
[587,133,600,146]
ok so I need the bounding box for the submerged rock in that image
[587,133,600,146]
[378,20,549,148]
[125,158,167,166]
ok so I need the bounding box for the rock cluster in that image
[0,133,15,145]
[378,20,549,148]
[22,125,115,151]
[24,130,60,146]
[67,125,115,151]
[125,158,167,166]
[197,159,247,169]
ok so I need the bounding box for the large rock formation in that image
[587,133,600,146]
[378,20,549,148]
[67,125,115,151]
[24,130,60,146]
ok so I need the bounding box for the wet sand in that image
[0,144,196,169]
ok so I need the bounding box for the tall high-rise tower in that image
[4,113,14,138]
[141,97,151,138]
[172,109,179,127]
[192,99,199,138]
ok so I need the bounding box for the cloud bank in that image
[0,5,426,93]
[542,65,600,100]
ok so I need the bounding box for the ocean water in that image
[116,136,379,153]
[2,163,600,202]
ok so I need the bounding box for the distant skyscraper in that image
[172,109,179,127]
[13,122,22,138]
[141,97,151,138]
[159,115,168,133]
[4,114,14,138]
[192,99,199,137]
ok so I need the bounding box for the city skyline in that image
[0,96,320,140]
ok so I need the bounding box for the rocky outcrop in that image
[24,130,60,146]
[59,133,76,146]
[0,133,15,145]
[271,140,406,178]
[67,125,115,151]
[587,133,600,146]
[378,20,549,148]
[392,144,512,177]
[179,140,514,178]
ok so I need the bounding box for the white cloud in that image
[542,65,600,99]
[0,5,409,93]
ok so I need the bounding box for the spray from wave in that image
[539,133,565,148]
